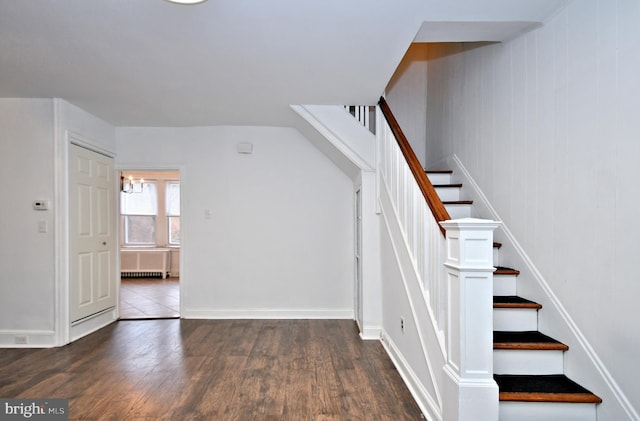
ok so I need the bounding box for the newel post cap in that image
[440,218,501,269]
[439,218,501,232]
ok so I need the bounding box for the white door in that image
[69,144,116,323]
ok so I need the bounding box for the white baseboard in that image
[182,308,353,320]
[70,307,118,343]
[0,329,56,348]
[380,330,442,421]
[359,326,381,340]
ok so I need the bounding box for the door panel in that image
[69,144,116,322]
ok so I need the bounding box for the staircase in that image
[427,169,602,421]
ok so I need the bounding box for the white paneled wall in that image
[385,44,429,168]
[425,1,640,419]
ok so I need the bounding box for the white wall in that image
[0,98,118,347]
[385,43,429,168]
[425,0,640,418]
[0,99,56,338]
[116,126,354,318]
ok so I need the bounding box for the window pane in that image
[166,182,180,216]
[125,215,156,244]
[121,182,158,215]
[168,216,181,245]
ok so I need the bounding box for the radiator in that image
[121,248,170,279]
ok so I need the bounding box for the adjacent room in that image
[119,170,181,319]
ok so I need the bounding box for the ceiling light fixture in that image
[166,0,208,4]
[121,175,144,194]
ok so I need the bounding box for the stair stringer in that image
[378,173,446,421]
[437,153,638,421]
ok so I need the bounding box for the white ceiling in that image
[0,0,567,127]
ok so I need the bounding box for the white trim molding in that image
[0,330,57,348]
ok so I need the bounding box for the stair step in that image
[493,297,540,332]
[432,183,463,188]
[425,170,452,185]
[495,266,520,276]
[495,374,602,403]
[494,331,568,351]
[499,401,598,421]
[433,184,461,201]
[442,200,473,205]
[494,278,517,296]
[493,267,519,296]
[443,201,473,218]
[493,242,501,266]
[494,307,538,332]
[494,348,565,375]
[493,296,541,309]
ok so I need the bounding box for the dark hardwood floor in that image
[0,319,424,420]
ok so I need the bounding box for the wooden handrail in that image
[378,97,450,236]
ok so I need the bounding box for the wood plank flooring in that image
[0,320,425,420]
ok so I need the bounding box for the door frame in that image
[354,187,363,331]
[115,164,185,319]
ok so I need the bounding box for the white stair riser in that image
[494,349,564,375]
[426,173,451,185]
[493,247,500,267]
[494,308,538,331]
[499,402,596,421]
[434,187,460,201]
[493,275,517,296]
[445,204,472,219]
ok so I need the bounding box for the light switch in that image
[204,209,213,219]
[38,220,48,233]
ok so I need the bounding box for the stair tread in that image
[495,266,521,276]
[493,241,502,249]
[425,169,453,174]
[494,331,569,350]
[433,183,463,188]
[495,374,602,403]
[493,295,541,309]
[442,200,473,205]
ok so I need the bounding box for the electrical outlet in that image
[15,335,27,345]
[400,317,405,333]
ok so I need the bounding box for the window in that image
[166,182,181,245]
[121,182,158,245]
[120,176,181,247]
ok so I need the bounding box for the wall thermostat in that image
[33,200,49,211]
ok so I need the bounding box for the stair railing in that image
[344,105,376,134]
[377,96,449,328]
[377,96,500,420]
[378,97,450,234]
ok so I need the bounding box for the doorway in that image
[119,170,181,319]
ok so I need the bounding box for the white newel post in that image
[440,218,501,421]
